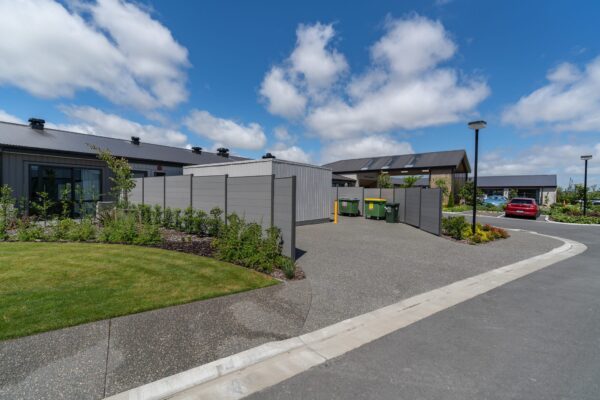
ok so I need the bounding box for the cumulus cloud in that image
[480,143,600,185]
[58,105,188,146]
[0,109,24,124]
[184,110,267,150]
[259,67,307,118]
[0,0,189,111]
[321,135,414,164]
[502,57,600,132]
[270,143,312,164]
[260,16,488,139]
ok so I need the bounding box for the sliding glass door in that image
[29,165,102,217]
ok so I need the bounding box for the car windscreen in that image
[510,199,534,204]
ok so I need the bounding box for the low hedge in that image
[442,216,510,244]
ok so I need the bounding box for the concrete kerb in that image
[105,231,586,400]
[544,215,600,227]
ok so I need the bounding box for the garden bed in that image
[442,215,510,245]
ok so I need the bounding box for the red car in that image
[505,197,540,219]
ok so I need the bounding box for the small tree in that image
[458,181,484,206]
[91,145,135,208]
[434,178,452,206]
[508,188,518,200]
[0,185,16,239]
[31,191,55,226]
[60,184,72,219]
[402,176,419,188]
[377,172,392,188]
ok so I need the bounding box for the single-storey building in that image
[323,149,471,202]
[332,173,357,187]
[0,118,243,215]
[183,158,332,225]
[476,175,558,205]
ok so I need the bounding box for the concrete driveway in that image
[0,217,561,399]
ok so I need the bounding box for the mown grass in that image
[0,242,278,340]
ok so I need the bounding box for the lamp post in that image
[581,155,592,216]
[468,120,487,234]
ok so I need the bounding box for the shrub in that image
[183,207,195,233]
[138,204,152,224]
[16,218,45,241]
[213,213,293,276]
[192,210,208,235]
[152,205,163,226]
[67,219,97,242]
[99,214,161,245]
[173,209,183,230]
[133,223,161,245]
[163,207,174,228]
[207,207,224,237]
[49,218,76,241]
[442,216,469,240]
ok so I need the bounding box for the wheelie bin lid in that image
[364,198,386,202]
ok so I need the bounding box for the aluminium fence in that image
[130,174,297,259]
[331,186,442,235]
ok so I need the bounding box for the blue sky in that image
[1,0,599,186]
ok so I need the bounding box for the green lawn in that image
[0,242,278,340]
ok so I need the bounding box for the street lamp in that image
[581,155,592,216]
[468,120,487,233]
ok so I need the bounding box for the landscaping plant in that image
[442,216,509,244]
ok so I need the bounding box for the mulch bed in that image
[154,229,305,281]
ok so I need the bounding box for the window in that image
[29,165,102,217]
[509,198,534,205]
[154,171,166,177]
[132,170,148,178]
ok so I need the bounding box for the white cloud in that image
[58,105,188,147]
[259,67,307,118]
[274,126,293,142]
[321,135,414,164]
[270,143,312,164]
[0,0,189,111]
[184,110,266,150]
[289,23,348,91]
[260,16,489,140]
[0,109,24,124]
[480,143,600,186]
[503,57,600,132]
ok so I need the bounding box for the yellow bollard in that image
[334,200,338,224]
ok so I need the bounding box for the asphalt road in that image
[248,216,600,400]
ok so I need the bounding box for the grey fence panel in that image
[165,175,191,210]
[130,178,143,204]
[420,189,442,236]
[227,176,272,229]
[337,187,364,215]
[364,188,381,200]
[394,188,406,222]
[143,176,165,208]
[274,177,296,259]
[405,188,421,227]
[192,175,226,214]
[380,189,394,203]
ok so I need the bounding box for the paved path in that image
[248,216,600,399]
[0,217,560,399]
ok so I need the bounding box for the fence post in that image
[162,175,166,210]
[189,174,193,209]
[361,187,365,216]
[141,176,145,205]
[270,174,275,228]
[418,187,422,228]
[291,175,297,261]
[224,174,228,224]
[438,187,442,235]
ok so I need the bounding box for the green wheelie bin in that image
[385,203,400,223]
[364,198,387,220]
[338,198,360,216]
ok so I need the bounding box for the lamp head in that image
[581,155,593,161]
[468,120,487,130]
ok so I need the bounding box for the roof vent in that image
[28,118,45,130]
[131,136,140,145]
[262,152,276,159]
[217,147,229,157]
[191,146,202,154]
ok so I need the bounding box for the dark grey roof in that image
[322,150,470,173]
[391,176,430,187]
[475,175,557,188]
[0,121,246,165]
[332,174,356,182]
